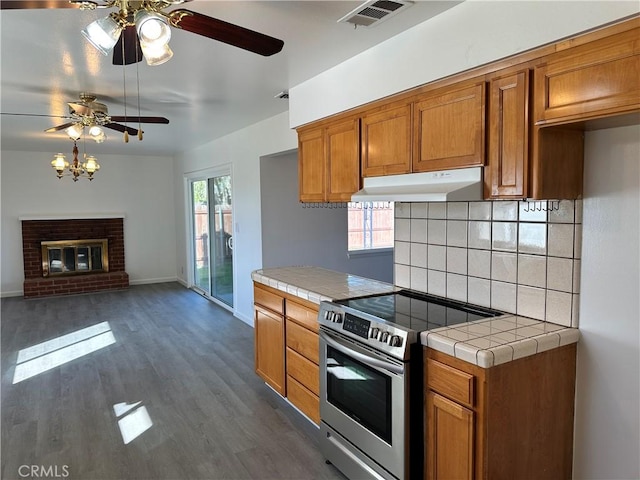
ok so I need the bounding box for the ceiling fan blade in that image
[112,26,143,66]
[104,123,142,135]
[44,122,75,133]
[68,103,93,116]
[0,112,71,119]
[168,9,284,57]
[110,116,169,124]
[0,1,108,9]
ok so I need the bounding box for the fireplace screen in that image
[41,239,109,277]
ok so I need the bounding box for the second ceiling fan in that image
[0,0,285,66]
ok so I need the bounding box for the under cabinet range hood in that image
[351,167,484,203]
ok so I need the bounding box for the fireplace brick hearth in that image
[21,217,129,298]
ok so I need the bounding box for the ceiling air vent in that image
[338,0,414,28]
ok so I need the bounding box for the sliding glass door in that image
[190,173,233,307]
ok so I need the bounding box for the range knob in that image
[389,335,403,347]
[369,327,380,339]
[333,312,343,323]
[379,331,389,343]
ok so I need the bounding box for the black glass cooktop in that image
[335,289,503,332]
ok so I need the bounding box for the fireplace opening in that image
[41,239,109,277]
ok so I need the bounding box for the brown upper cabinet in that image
[296,17,638,201]
[534,26,640,125]
[486,66,584,200]
[486,69,530,199]
[298,117,361,202]
[413,81,485,173]
[361,101,413,177]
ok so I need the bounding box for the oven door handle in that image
[320,330,404,375]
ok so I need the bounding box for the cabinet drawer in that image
[287,300,319,333]
[287,375,320,424]
[286,347,319,395]
[427,358,475,408]
[286,319,319,364]
[254,285,284,315]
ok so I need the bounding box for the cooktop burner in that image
[335,289,503,332]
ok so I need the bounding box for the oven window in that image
[326,345,392,444]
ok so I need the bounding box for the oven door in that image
[319,328,409,480]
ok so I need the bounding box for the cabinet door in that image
[413,82,485,172]
[254,305,285,396]
[298,127,326,202]
[487,70,530,199]
[534,28,640,125]
[426,391,474,480]
[361,103,412,177]
[326,118,361,202]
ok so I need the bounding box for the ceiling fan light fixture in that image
[65,123,84,141]
[81,14,122,55]
[135,11,171,47]
[88,125,106,143]
[140,42,174,66]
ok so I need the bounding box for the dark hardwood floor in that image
[1,283,345,480]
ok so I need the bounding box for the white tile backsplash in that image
[518,254,547,288]
[468,249,491,279]
[411,202,428,219]
[491,251,518,283]
[447,220,468,247]
[410,218,427,243]
[410,243,427,268]
[546,256,573,292]
[395,241,410,265]
[468,221,492,250]
[447,202,469,220]
[428,245,446,271]
[395,218,410,241]
[548,223,575,258]
[427,219,446,245]
[469,201,492,220]
[493,201,519,221]
[447,273,467,302]
[492,222,518,252]
[447,247,468,275]
[395,201,582,326]
[518,222,548,255]
[428,203,447,219]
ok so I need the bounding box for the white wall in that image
[289,1,640,127]
[0,150,177,296]
[573,125,640,479]
[260,151,393,282]
[173,112,297,325]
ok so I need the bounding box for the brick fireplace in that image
[21,216,129,298]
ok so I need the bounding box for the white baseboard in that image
[1,290,23,298]
[129,276,178,285]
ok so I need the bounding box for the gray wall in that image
[260,151,393,283]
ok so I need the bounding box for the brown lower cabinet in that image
[425,345,577,480]
[254,283,320,424]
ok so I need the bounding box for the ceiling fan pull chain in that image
[136,46,143,141]
[121,31,129,143]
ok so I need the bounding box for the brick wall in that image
[21,218,128,298]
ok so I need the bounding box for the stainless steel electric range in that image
[317,289,503,480]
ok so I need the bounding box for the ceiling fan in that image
[2,92,170,143]
[0,0,285,66]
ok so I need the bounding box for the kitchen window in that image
[347,202,394,254]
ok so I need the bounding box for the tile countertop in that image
[251,266,398,303]
[252,266,579,368]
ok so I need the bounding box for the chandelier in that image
[51,142,101,182]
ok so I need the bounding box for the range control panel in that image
[318,301,417,360]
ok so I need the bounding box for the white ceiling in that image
[0,1,462,157]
